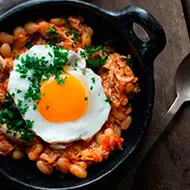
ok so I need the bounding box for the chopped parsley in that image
[16,46,68,100]
[20,104,29,115]
[25,42,32,49]
[90,86,93,90]
[48,27,58,39]
[84,97,88,101]
[0,93,34,142]
[33,104,37,110]
[18,99,23,107]
[82,70,86,75]
[126,57,132,66]
[87,58,98,68]
[91,77,95,84]
[49,40,57,46]
[85,45,103,56]
[46,105,50,110]
[57,78,65,85]
[66,29,80,43]
[105,98,112,103]
[85,34,89,39]
[11,92,15,97]
[48,52,53,57]
[80,51,86,58]
[16,89,22,94]
[87,55,107,68]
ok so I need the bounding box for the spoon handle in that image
[129,95,184,169]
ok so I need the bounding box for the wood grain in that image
[88,0,190,190]
[0,0,26,14]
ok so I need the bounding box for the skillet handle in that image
[116,6,166,62]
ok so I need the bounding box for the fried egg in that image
[8,45,111,143]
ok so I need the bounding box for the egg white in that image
[8,45,111,143]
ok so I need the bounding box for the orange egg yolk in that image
[38,73,88,122]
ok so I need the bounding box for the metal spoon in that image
[117,53,190,190]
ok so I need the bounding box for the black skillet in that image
[0,0,166,189]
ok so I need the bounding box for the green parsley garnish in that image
[16,47,68,101]
[126,57,132,66]
[48,52,53,57]
[46,105,50,110]
[0,93,34,142]
[90,86,93,90]
[33,104,37,110]
[87,56,107,68]
[25,42,32,49]
[66,29,80,43]
[48,27,58,39]
[91,77,95,84]
[49,40,57,46]
[84,97,88,101]
[20,104,29,115]
[18,99,23,107]
[16,89,22,94]
[105,98,112,103]
[82,70,86,75]
[57,78,65,85]
[87,58,98,68]
[80,51,86,58]
[85,45,103,56]
[11,92,15,97]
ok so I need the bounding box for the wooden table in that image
[1,0,190,190]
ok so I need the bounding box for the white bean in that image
[0,32,14,44]
[28,144,43,161]
[70,164,87,178]
[95,131,103,145]
[57,158,69,174]
[50,18,65,26]
[104,128,114,136]
[76,161,87,170]
[24,22,37,34]
[12,150,24,160]
[37,160,53,175]
[14,26,26,39]
[113,125,121,137]
[121,116,132,130]
[0,43,11,58]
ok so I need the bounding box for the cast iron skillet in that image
[0,0,166,189]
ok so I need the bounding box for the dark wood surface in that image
[0,0,190,190]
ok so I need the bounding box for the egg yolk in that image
[38,73,88,122]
